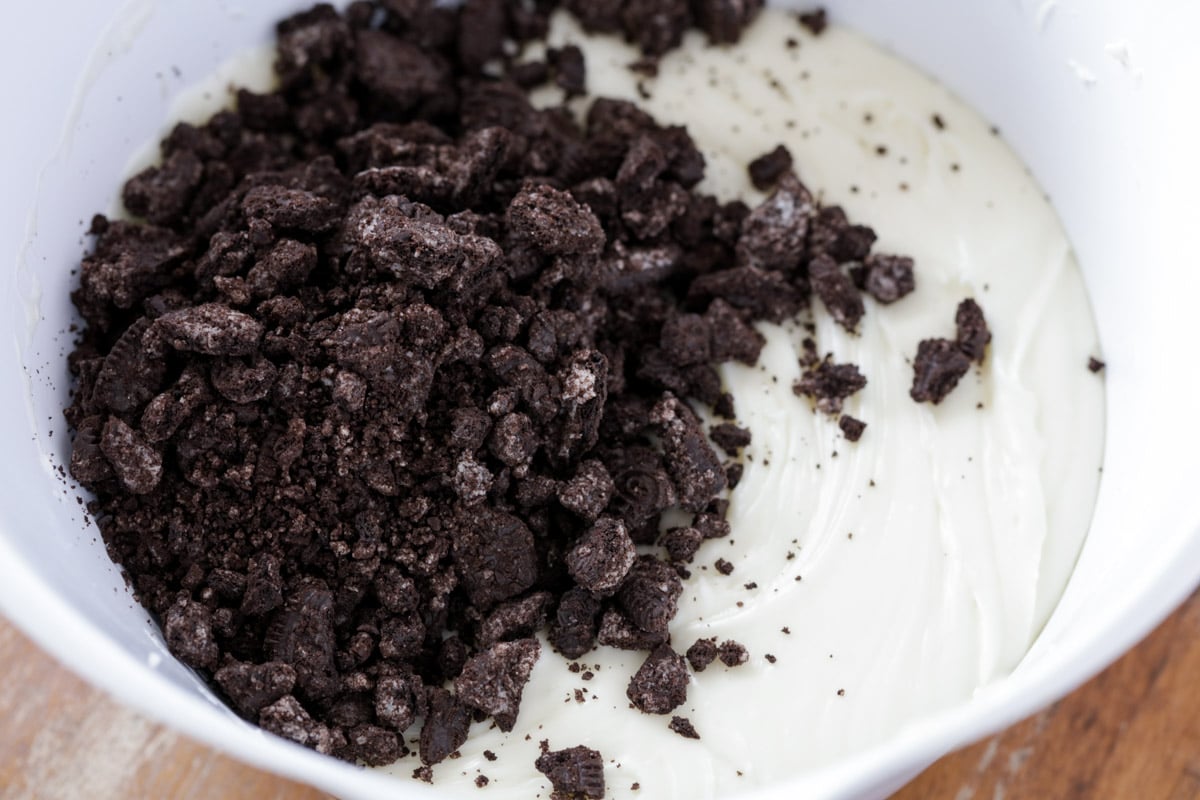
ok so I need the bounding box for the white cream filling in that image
[378,9,1104,798]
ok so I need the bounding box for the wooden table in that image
[2,592,1198,799]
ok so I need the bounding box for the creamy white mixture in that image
[376,10,1105,798]
[136,8,1104,798]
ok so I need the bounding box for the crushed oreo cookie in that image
[668,716,701,739]
[910,299,990,404]
[536,744,606,800]
[63,0,925,782]
[838,414,866,442]
[794,358,867,414]
[747,144,793,191]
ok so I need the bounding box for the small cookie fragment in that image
[955,298,991,363]
[909,338,972,404]
[215,659,296,718]
[838,415,867,442]
[535,745,606,800]
[99,417,162,494]
[747,144,794,190]
[1088,356,1105,373]
[717,640,749,667]
[455,638,541,732]
[798,7,828,35]
[650,393,727,512]
[669,716,701,739]
[660,526,703,563]
[259,695,336,755]
[419,687,473,766]
[566,517,637,595]
[685,638,719,672]
[793,360,867,415]
[507,183,605,256]
[708,422,751,456]
[627,644,689,714]
[694,0,764,44]
[616,556,683,637]
[558,460,616,520]
[809,254,864,331]
[164,596,219,670]
[857,254,915,304]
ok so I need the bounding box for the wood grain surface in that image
[1,591,1197,799]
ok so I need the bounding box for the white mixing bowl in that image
[1,2,1197,798]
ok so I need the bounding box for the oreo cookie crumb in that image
[747,145,793,190]
[627,644,689,714]
[838,415,866,442]
[910,338,971,404]
[714,558,735,576]
[535,745,606,800]
[794,359,867,414]
[955,298,991,363]
[798,8,828,35]
[718,640,749,667]
[1088,357,1105,373]
[686,638,719,672]
[709,423,751,456]
[669,716,701,739]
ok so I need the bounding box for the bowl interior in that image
[1,2,1198,799]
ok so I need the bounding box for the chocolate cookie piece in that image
[99,417,162,494]
[627,644,689,714]
[955,298,991,363]
[215,659,297,718]
[419,687,473,765]
[123,149,204,226]
[164,596,219,671]
[264,578,340,702]
[799,7,828,35]
[374,674,418,732]
[909,338,972,404]
[550,45,588,97]
[153,303,263,357]
[477,592,554,647]
[718,640,749,667]
[507,183,605,256]
[659,526,703,563]
[596,607,668,651]
[557,459,616,520]
[856,254,915,304]
[747,144,793,190]
[838,414,867,442]
[650,393,726,512]
[452,507,539,608]
[549,588,602,659]
[685,638,719,672]
[259,695,338,754]
[695,0,764,44]
[809,254,864,331]
[455,638,540,731]
[566,517,637,595]
[736,173,814,272]
[616,556,683,638]
[794,359,868,415]
[709,423,751,456]
[669,716,701,739]
[535,745,606,800]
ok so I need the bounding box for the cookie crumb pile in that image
[64,1,986,793]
